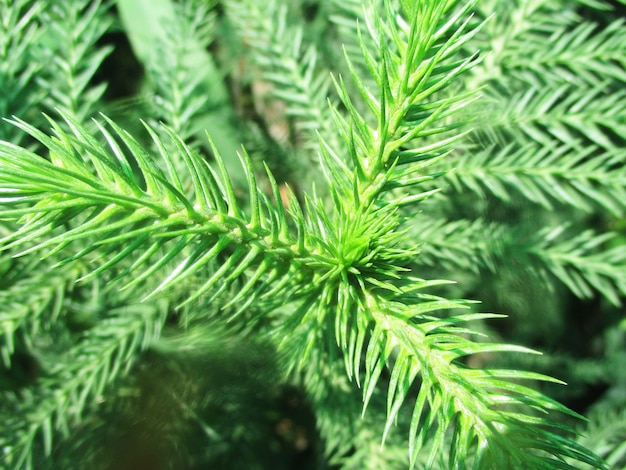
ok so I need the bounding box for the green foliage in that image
[0,0,46,144]
[1,0,624,468]
[36,0,113,122]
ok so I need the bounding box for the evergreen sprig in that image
[474,84,626,150]
[226,0,339,157]
[0,0,621,468]
[0,0,45,144]
[0,261,81,368]
[447,143,626,216]
[529,226,626,307]
[119,0,218,142]
[35,0,113,122]
[0,113,307,311]
[506,18,626,85]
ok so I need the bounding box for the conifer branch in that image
[328,0,383,90]
[225,0,341,158]
[529,226,626,306]
[505,18,626,85]
[576,407,626,468]
[0,113,321,309]
[121,0,218,142]
[447,143,626,216]
[117,0,246,186]
[288,1,603,466]
[0,261,81,368]
[0,0,45,144]
[36,0,113,122]
[415,217,504,273]
[0,0,618,468]
[474,84,626,150]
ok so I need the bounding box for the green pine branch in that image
[0,113,314,311]
[528,226,626,306]
[117,0,246,187]
[226,0,340,157]
[328,0,384,91]
[119,0,218,142]
[576,407,626,469]
[504,18,626,85]
[36,0,113,122]
[447,142,626,216]
[0,260,81,368]
[414,217,504,273]
[0,0,620,468]
[473,84,626,150]
[0,0,45,144]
